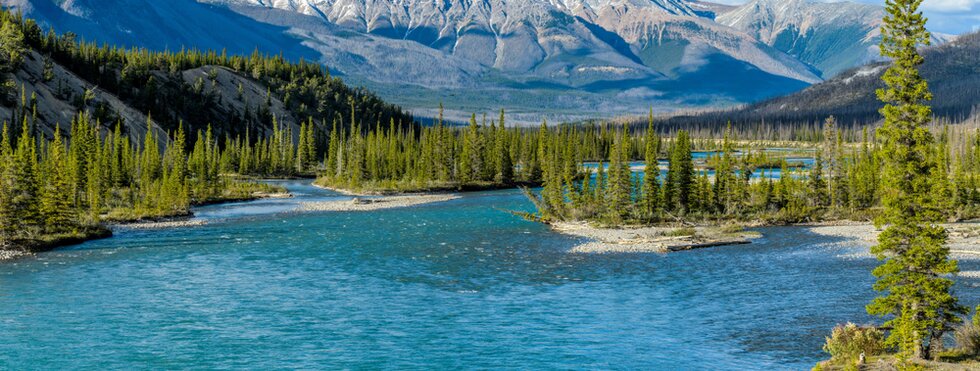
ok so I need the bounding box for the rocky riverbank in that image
[554,222,761,253]
[0,225,113,261]
[806,221,980,258]
[1,188,292,261]
[300,194,460,212]
[112,219,209,230]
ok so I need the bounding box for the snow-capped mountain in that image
[715,0,883,78]
[1,0,936,121]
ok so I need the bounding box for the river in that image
[1,180,978,369]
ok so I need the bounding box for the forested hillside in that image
[0,8,413,252]
[661,32,980,129]
[0,10,414,143]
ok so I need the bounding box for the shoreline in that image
[0,189,293,261]
[106,190,293,227]
[552,218,980,255]
[0,225,113,261]
[300,192,461,212]
[805,221,980,258]
[553,221,761,254]
[311,180,543,196]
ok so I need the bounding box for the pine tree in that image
[326,119,340,178]
[605,129,632,222]
[714,124,736,214]
[667,130,694,213]
[459,114,481,184]
[809,153,828,207]
[0,20,26,73]
[641,111,660,220]
[139,117,161,208]
[0,122,14,246]
[40,127,77,232]
[496,110,513,185]
[866,0,965,360]
[9,120,40,237]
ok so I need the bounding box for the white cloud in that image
[921,0,979,11]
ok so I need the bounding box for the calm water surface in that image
[2,180,979,370]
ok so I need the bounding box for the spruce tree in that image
[809,153,828,208]
[866,0,965,360]
[641,112,660,220]
[0,20,26,74]
[0,122,13,245]
[667,130,694,213]
[495,109,513,184]
[40,128,77,232]
[714,124,736,214]
[10,120,40,237]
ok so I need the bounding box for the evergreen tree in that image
[606,128,632,222]
[0,122,13,245]
[667,130,694,213]
[40,127,77,232]
[866,0,965,360]
[0,20,26,73]
[809,153,828,207]
[641,111,660,219]
[495,109,513,184]
[9,120,40,237]
[714,124,736,214]
[459,114,480,184]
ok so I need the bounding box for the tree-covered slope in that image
[0,9,414,143]
[662,32,980,128]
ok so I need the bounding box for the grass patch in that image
[665,227,697,237]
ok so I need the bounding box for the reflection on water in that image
[0,180,978,369]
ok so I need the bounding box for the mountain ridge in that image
[659,31,980,129]
[3,0,952,123]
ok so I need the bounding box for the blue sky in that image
[711,0,980,34]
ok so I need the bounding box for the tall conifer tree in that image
[866,0,965,360]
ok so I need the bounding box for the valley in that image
[0,0,979,369]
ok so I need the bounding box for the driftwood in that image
[662,211,697,227]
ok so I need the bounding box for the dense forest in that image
[313,103,980,227]
[524,115,980,226]
[313,106,858,194]
[0,9,340,249]
[0,97,323,249]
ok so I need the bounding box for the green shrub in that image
[955,323,980,357]
[720,224,745,234]
[823,323,885,363]
[666,227,696,237]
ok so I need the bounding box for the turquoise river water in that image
[2,180,979,369]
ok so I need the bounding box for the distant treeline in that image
[527,116,980,225]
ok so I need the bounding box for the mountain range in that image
[1,0,956,123]
[661,31,980,128]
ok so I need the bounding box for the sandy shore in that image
[555,222,760,254]
[253,191,293,199]
[311,183,383,196]
[300,194,460,212]
[806,222,980,258]
[114,219,209,230]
